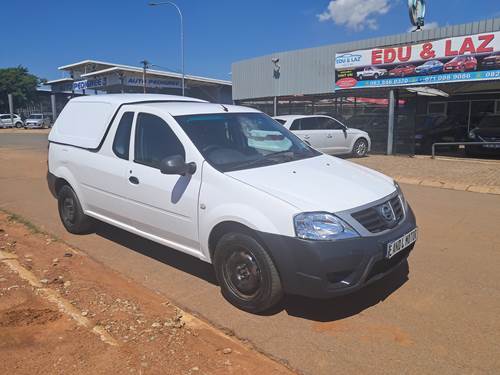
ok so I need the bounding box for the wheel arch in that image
[208,220,258,262]
[50,166,87,209]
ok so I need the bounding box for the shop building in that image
[232,18,500,156]
[46,59,232,119]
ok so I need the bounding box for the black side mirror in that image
[159,155,196,176]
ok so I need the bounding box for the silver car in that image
[24,113,51,129]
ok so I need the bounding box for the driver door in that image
[126,111,203,257]
[317,117,350,154]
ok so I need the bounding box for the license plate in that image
[386,228,417,259]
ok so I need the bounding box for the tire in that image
[374,73,379,79]
[213,232,283,313]
[352,138,369,157]
[15,122,22,128]
[57,185,93,234]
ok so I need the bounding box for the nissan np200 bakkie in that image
[47,94,417,312]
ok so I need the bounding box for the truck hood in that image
[226,154,395,212]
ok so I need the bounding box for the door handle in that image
[129,176,139,185]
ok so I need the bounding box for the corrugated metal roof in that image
[56,59,232,86]
[232,17,500,100]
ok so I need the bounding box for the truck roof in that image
[68,93,207,105]
[48,94,259,150]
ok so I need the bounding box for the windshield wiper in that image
[229,151,297,171]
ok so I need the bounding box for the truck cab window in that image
[134,112,185,169]
[112,112,134,160]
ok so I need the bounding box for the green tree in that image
[0,66,40,112]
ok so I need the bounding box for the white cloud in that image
[318,0,391,31]
[407,21,439,32]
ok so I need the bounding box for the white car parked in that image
[47,94,417,312]
[0,113,24,128]
[274,115,371,157]
[356,66,387,80]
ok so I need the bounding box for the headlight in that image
[394,181,407,209]
[294,212,359,241]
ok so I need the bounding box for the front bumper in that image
[47,171,57,198]
[256,205,417,299]
[25,123,43,128]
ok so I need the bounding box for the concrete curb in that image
[394,176,500,196]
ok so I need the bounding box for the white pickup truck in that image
[356,66,387,80]
[47,94,417,313]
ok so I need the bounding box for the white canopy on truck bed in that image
[48,94,206,149]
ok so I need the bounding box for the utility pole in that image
[140,60,150,93]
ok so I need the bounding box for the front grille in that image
[351,196,404,233]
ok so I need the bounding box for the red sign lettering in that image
[459,37,476,55]
[372,49,383,64]
[384,48,396,64]
[420,42,435,59]
[398,46,411,62]
[445,40,458,56]
[477,34,494,53]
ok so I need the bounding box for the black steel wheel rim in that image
[62,196,76,225]
[223,247,262,300]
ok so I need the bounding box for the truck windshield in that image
[28,114,43,119]
[175,112,320,172]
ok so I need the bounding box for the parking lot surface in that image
[1,134,499,374]
[355,155,500,194]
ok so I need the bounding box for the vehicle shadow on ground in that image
[94,220,408,322]
[93,221,218,285]
[276,261,409,322]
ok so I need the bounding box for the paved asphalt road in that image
[1,133,499,374]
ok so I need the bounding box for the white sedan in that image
[273,115,371,157]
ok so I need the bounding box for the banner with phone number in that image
[335,31,500,90]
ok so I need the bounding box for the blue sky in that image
[0,0,498,81]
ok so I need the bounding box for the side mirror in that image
[159,155,196,176]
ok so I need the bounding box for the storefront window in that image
[470,100,495,129]
[427,102,447,115]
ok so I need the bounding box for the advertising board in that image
[335,31,500,90]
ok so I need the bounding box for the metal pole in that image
[149,2,185,96]
[387,89,395,155]
[273,96,277,116]
[180,7,184,96]
[8,94,14,127]
[140,60,149,94]
[51,94,57,122]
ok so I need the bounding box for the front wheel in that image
[213,232,283,313]
[352,138,369,157]
[57,185,93,234]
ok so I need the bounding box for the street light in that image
[148,1,185,96]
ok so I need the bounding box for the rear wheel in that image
[57,185,93,234]
[352,138,368,157]
[213,232,283,313]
